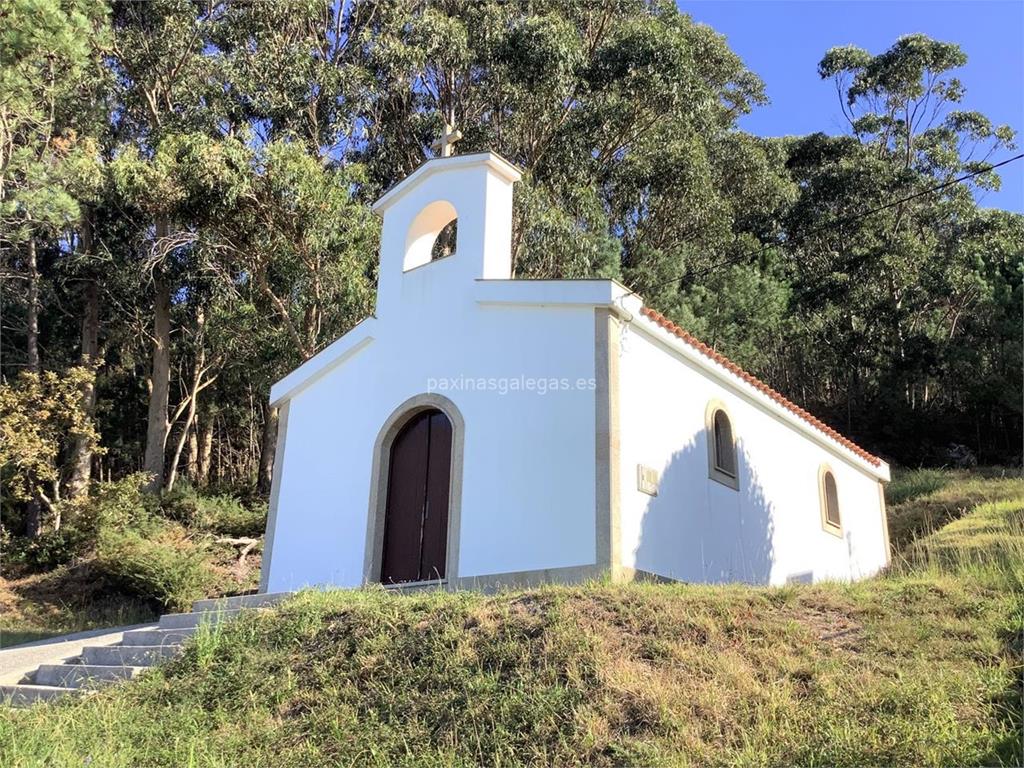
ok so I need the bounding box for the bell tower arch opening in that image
[404,200,458,271]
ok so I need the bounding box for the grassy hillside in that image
[1,469,1021,767]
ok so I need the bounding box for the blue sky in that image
[681,1,1024,212]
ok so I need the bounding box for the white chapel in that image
[258,149,891,594]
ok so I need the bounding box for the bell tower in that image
[371,150,523,319]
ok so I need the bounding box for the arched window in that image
[819,466,842,535]
[705,401,738,490]
[713,410,736,475]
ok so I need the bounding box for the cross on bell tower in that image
[432,120,463,158]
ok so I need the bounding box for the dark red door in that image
[380,409,452,583]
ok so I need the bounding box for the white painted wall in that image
[617,317,890,585]
[264,155,600,592]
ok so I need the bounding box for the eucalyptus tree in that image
[341,0,767,291]
[819,34,1014,178]
[198,1,380,489]
[107,0,225,491]
[204,0,377,364]
[207,0,359,153]
[781,34,1019,459]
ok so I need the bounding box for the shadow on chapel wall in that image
[632,434,776,585]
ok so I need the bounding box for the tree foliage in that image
[0,367,101,509]
[779,35,1020,460]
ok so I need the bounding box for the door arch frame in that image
[363,393,465,586]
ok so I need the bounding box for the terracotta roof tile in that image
[639,307,883,468]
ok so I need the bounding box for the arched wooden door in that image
[380,409,452,583]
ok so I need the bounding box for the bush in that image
[4,476,264,609]
[204,481,265,510]
[196,495,267,537]
[90,473,160,530]
[4,475,262,614]
[2,528,86,573]
[95,525,219,612]
[159,483,266,537]
[0,368,101,519]
[156,483,203,526]
[2,475,154,574]
[63,473,159,544]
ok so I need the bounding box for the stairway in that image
[0,592,290,707]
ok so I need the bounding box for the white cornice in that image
[371,152,523,215]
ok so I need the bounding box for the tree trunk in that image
[185,425,198,482]
[258,404,279,495]
[24,495,43,538]
[25,238,40,374]
[197,415,214,488]
[66,217,100,498]
[24,238,42,537]
[64,281,99,497]
[165,394,198,493]
[165,307,206,492]
[142,262,172,493]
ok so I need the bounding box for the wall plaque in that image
[637,464,659,496]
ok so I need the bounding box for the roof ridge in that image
[638,307,882,468]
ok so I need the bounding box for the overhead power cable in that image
[635,151,1024,293]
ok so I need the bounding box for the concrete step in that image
[33,663,142,689]
[80,644,182,667]
[192,591,291,613]
[159,608,240,630]
[0,684,86,706]
[120,627,195,646]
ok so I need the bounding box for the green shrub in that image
[2,475,154,573]
[159,483,266,537]
[54,473,156,543]
[156,482,204,526]
[204,481,264,509]
[2,528,86,572]
[195,496,267,537]
[95,525,218,612]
